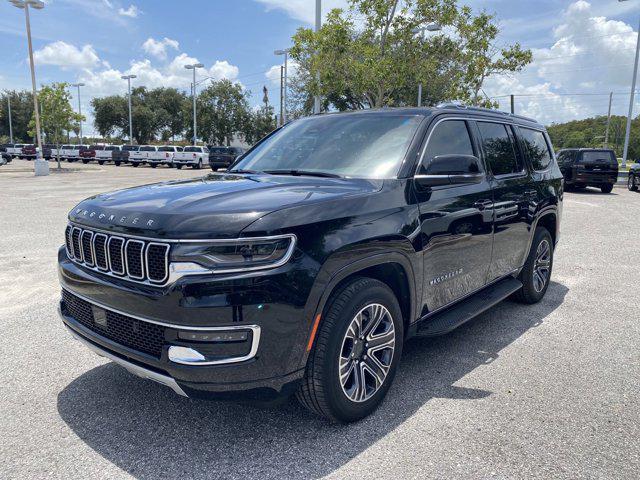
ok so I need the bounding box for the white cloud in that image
[265,61,299,87]
[33,41,101,70]
[254,0,346,24]
[142,37,179,60]
[118,5,140,18]
[484,0,640,124]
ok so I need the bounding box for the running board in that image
[415,277,523,337]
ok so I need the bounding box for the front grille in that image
[65,223,170,285]
[62,289,165,358]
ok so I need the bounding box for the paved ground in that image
[0,159,638,479]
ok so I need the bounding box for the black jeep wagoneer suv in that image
[58,105,563,422]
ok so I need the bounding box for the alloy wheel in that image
[533,239,551,293]
[338,303,396,403]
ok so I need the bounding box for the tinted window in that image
[89,145,103,150]
[478,122,522,176]
[140,146,156,151]
[183,147,202,152]
[104,146,119,151]
[520,128,552,170]
[581,151,617,165]
[210,147,230,154]
[122,145,138,151]
[158,146,176,152]
[420,120,474,174]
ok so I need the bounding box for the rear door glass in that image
[519,128,552,171]
[477,122,523,176]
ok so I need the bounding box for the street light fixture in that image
[274,49,290,125]
[184,63,204,146]
[120,74,137,143]
[69,83,85,144]
[10,0,48,176]
[412,22,442,107]
[619,0,639,169]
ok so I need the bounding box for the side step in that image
[415,277,523,337]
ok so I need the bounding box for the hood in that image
[68,173,382,238]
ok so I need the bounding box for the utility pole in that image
[412,23,442,108]
[279,65,284,126]
[313,0,321,114]
[605,91,613,148]
[120,74,137,143]
[7,93,13,143]
[184,63,204,145]
[70,83,85,144]
[510,94,515,114]
[418,84,423,107]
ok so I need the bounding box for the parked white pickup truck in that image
[64,144,88,162]
[173,146,209,169]
[5,144,25,157]
[96,145,120,164]
[147,145,183,168]
[129,145,156,167]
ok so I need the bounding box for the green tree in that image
[289,0,531,111]
[196,80,251,145]
[27,82,83,167]
[0,90,35,142]
[91,94,127,138]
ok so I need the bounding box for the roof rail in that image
[435,102,538,124]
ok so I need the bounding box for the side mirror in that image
[415,154,485,187]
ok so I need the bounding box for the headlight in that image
[170,234,296,273]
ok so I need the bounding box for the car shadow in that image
[57,281,569,480]
[565,187,617,195]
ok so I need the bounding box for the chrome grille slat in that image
[65,223,169,286]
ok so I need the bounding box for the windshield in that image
[233,114,422,178]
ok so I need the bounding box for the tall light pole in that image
[313,0,321,114]
[274,49,290,124]
[412,22,442,107]
[120,74,136,143]
[620,0,639,168]
[184,63,204,145]
[11,0,47,176]
[69,83,85,144]
[6,93,13,143]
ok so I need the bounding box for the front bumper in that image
[58,248,313,399]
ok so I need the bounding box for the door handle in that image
[474,199,493,210]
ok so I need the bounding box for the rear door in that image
[414,117,495,312]
[475,120,533,281]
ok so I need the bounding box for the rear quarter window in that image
[519,128,553,171]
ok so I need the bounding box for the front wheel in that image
[132,163,139,168]
[150,163,157,168]
[82,159,89,164]
[115,162,121,166]
[98,161,105,165]
[513,227,553,304]
[628,173,638,191]
[601,184,614,194]
[296,277,403,423]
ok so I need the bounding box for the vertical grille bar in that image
[125,239,145,279]
[65,225,73,257]
[71,227,83,261]
[146,243,170,283]
[108,237,125,275]
[81,231,94,266]
[93,233,108,270]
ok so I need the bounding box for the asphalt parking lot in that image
[0,159,638,479]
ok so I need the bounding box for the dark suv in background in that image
[208,146,245,171]
[556,148,619,193]
[58,105,562,422]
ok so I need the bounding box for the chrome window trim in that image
[80,230,95,267]
[71,227,83,262]
[124,239,145,280]
[145,242,170,284]
[61,287,261,366]
[92,233,109,271]
[475,119,528,178]
[107,236,125,275]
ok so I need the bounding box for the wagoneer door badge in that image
[430,268,463,286]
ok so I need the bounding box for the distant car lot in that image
[0,161,638,478]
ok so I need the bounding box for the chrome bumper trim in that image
[60,309,188,397]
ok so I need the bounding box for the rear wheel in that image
[150,163,157,168]
[176,164,183,170]
[601,184,614,194]
[98,160,105,165]
[513,227,553,304]
[211,166,218,171]
[628,173,638,191]
[115,162,121,166]
[82,159,89,164]
[197,160,203,169]
[296,277,403,423]
[132,163,139,168]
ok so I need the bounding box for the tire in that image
[150,163,157,168]
[600,184,614,194]
[132,163,139,168]
[211,166,218,172]
[513,227,553,304]
[98,161,105,165]
[296,277,404,423]
[628,173,638,191]
[176,164,183,170]
[196,160,203,170]
[82,159,89,164]
[115,162,121,166]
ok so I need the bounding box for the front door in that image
[474,121,533,281]
[414,118,495,314]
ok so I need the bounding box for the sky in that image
[1,0,640,136]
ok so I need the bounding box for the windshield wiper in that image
[263,169,341,178]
